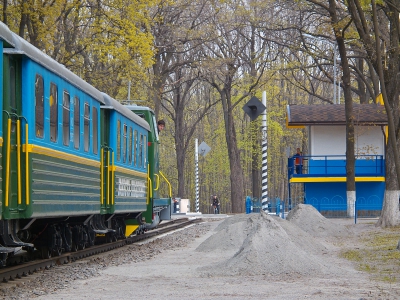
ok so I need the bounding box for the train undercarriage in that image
[0,214,138,265]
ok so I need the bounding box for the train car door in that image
[100,107,113,214]
[0,41,3,218]
[2,54,26,219]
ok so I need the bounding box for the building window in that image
[50,83,58,142]
[35,74,44,138]
[84,102,90,152]
[63,91,70,146]
[74,97,80,149]
[93,107,98,154]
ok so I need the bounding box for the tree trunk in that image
[328,0,356,216]
[357,59,367,104]
[377,141,400,226]
[221,91,245,213]
[3,0,7,25]
[175,88,186,199]
[344,0,400,227]
[152,61,164,119]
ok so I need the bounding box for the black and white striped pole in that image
[243,94,267,212]
[195,138,199,213]
[261,91,268,212]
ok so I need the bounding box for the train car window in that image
[117,120,121,161]
[62,91,70,146]
[138,134,143,168]
[128,127,132,164]
[152,114,159,141]
[133,130,138,166]
[93,107,98,155]
[50,83,58,142]
[74,97,80,149]
[84,102,90,152]
[143,135,147,168]
[35,74,44,138]
[122,123,127,163]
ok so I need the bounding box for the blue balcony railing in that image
[288,155,385,178]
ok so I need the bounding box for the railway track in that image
[0,217,201,283]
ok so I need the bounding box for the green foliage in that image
[2,0,156,101]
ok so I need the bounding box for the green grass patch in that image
[346,227,400,282]
[340,249,362,262]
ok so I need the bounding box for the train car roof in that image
[101,93,151,131]
[120,100,155,114]
[0,22,105,104]
[0,22,16,47]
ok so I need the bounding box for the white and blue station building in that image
[286,103,387,216]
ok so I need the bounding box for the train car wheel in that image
[71,243,78,252]
[41,247,52,259]
[0,253,7,267]
[53,246,62,257]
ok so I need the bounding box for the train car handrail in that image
[154,174,160,191]
[159,171,172,198]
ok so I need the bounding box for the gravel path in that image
[1,204,400,299]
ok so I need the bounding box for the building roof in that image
[286,104,387,126]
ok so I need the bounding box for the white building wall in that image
[310,125,384,158]
[355,126,385,156]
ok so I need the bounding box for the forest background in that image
[1,0,398,217]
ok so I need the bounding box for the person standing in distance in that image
[293,147,303,174]
[210,195,220,214]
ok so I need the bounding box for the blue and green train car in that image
[0,21,171,265]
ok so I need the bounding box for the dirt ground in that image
[32,205,400,300]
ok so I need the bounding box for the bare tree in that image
[199,1,270,212]
[150,0,218,198]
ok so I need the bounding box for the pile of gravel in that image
[286,203,352,238]
[197,205,353,278]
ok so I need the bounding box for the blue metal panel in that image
[308,159,346,175]
[295,155,385,177]
[154,198,170,206]
[305,182,347,211]
[355,182,385,210]
[304,181,384,212]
